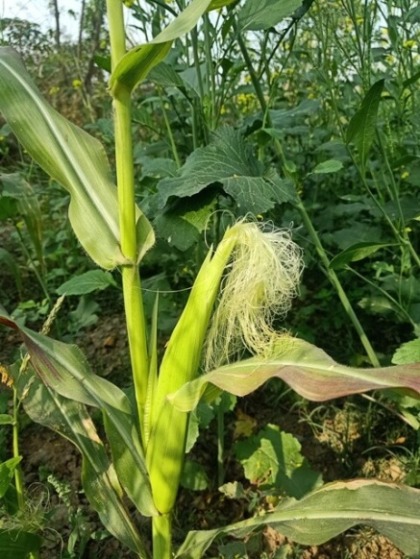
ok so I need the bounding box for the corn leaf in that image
[0,310,156,518]
[175,480,420,558]
[0,47,154,269]
[170,337,420,411]
[111,0,213,97]
[11,369,149,557]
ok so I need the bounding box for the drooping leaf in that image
[0,310,156,519]
[152,127,289,213]
[0,47,154,269]
[11,369,149,556]
[111,0,213,97]
[237,0,303,31]
[329,241,394,269]
[234,424,322,498]
[170,337,420,411]
[57,270,117,296]
[346,79,385,168]
[175,480,420,558]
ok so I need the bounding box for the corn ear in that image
[146,230,237,514]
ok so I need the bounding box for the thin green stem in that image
[235,26,380,367]
[159,89,181,167]
[12,389,24,511]
[106,0,149,434]
[296,200,381,367]
[152,513,172,559]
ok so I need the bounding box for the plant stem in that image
[12,388,25,512]
[236,25,380,367]
[106,0,149,433]
[152,513,172,559]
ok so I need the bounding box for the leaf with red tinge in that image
[170,337,420,411]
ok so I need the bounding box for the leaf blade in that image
[170,337,420,411]
[175,480,420,558]
[0,47,154,269]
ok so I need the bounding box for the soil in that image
[0,309,413,558]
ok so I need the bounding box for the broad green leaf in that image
[57,270,117,296]
[0,457,22,498]
[111,0,213,97]
[0,47,154,269]
[329,241,394,269]
[311,159,343,174]
[175,480,420,558]
[153,190,217,250]
[346,79,385,168]
[0,310,156,518]
[393,339,420,365]
[237,0,303,31]
[152,127,289,213]
[12,369,149,556]
[0,531,42,559]
[234,424,322,498]
[169,337,420,411]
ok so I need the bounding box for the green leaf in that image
[234,424,322,498]
[329,241,394,269]
[311,159,343,174]
[152,127,288,213]
[346,79,385,168]
[175,480,420,558]
[0,310,156,519]
[111,0,213,97]
[237,0,303,31]
[392,339,420,365]
[0,530,42,559]
[169,337,420,411]
[0,47,154,269]
[57,270,117,296]
[13,372,149,556]
[0,457,22,498]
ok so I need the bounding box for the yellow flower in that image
[72,79,82,89]
[401,171,409,180]
[403,39,416,49]
[49,85,60,95]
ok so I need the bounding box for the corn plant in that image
[1,1,420,558]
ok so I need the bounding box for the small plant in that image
[1,1,420,558]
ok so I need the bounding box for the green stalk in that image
[235,26,380,367]
[159,88,181,167]
[106,0,149,431]
[152,513,172,559]
[12,389,24,512]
